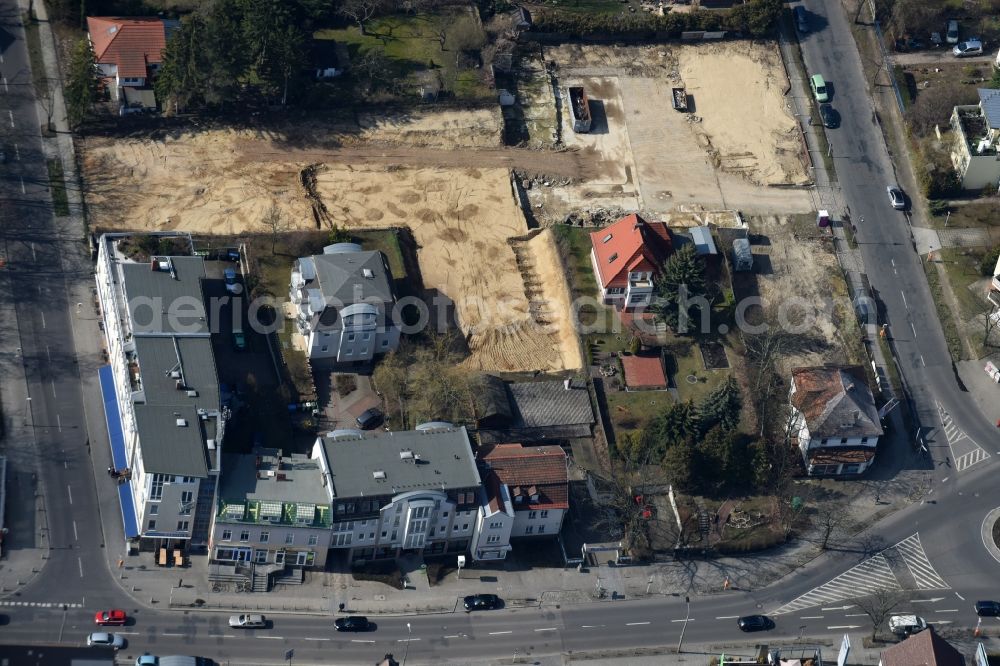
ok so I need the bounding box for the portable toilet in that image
[732,238,753,272]
[817,210,831,227]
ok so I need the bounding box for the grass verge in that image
[923,259,965,361]
[47,159,70,217]
[22,15,47,90]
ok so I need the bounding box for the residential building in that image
[949,88,1000,191]
[476,377,595,445]
[96,233,225,554]
[879,627,965,666]
[311,424,512,562]
[789,366,883,476]
[210,449,333,570]
[289,243,400,362]
[589,213,672,308]
[480,444,569,538]
[86,17,178,111]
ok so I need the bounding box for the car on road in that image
[87,632,125,649]
[737,615,773,632]
[232,329,246,351]
[464,594,501,611]
[94,609,127,626]
[889,614,927,636]
[887,184,907,210]
[810,74,829,103]
[334,616,372,632]
[976,600,1000,616]
[228,614,267,629]
[355,407,384,430]
[793,6,808,33]
[819,103,837,128]
[135,657,157,666]
[946,19,959,44]
[953,39,983,57]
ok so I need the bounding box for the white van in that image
[889,614,927,636]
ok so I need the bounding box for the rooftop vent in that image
[186,390,198,398]
[363,268,374,279]
[207,439,216,450]
[373,470,386,480]
[175,418,187,427]
[170,370,181,379]
[400,450,415,461]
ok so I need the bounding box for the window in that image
[363,333,371,341]
[177,521,189,531]
[489,521,503,529]
[260,531,269,543]
[538,525,546,534]
[321,346,328,352]
[149,504,158,515]
[308,534,318,546]
[148,520,157,530]
[382,339,390,347]
[462,523,469,530]
[254,550,267,563]
[275,551,285,564]
[443,511,449,518]
[240,530,250,542]
[222,529,232,541]
[525,525,534,534]
[347,333,355,342]
[381,531,388,538]
[181,491,193,503]
[296,551,310,566]
[345,348,353,357]
[150,474,164,501]
[514,495,524,504]
[540,510,549,519]
[608,252,618,263]
[486,535,500,544]
[334,533,351,546]
[413,506,430,519]
[357,532,366,541]
[285,533,294,545]
[840,438,848,444]
[390,530,397,541]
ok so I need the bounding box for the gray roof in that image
[304,250,394,306]
[122,257,209,335]
[791,366,883,439]
[133,404,210,477]
[979,88,1000,129]
[134,336,220,408]
[690,226,717,255]
[508,380,595,428]
[219,450,330,505]
[318,426,480,499]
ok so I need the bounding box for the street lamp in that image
[402,622,412,666]
[676,596,690,653]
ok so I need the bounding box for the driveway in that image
[314,370,381,428]
[891,50,993,65]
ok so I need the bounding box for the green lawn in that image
[939,248,989,323]
[315,9,491,100]
[551,224,619,336]
[669,339,731,404]
[606,389,673,436]
[530,0,634,16]
[929,203,1000,230]
[923,260,965,361]
[47,159,70,217]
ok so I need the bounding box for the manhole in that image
[686,375,698,384]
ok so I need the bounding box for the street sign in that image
[837,633,851,666]
[284,649,294,661]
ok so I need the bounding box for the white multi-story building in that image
[789,366,883,476]
[96,233,226,555]
[289,244,400,363]
[949,88,1000,191]
[311,424,512,563]
[480,444,569,539]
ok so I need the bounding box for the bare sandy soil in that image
[80,124,582,374]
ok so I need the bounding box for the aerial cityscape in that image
[0,0,999,664]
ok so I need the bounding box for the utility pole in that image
[676,596,690,653]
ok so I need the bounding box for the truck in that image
[888,614,927,636]
[567,86,591,133]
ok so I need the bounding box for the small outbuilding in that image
[732,238,753,272]
[621,352,668,391]
[690,226,717,255]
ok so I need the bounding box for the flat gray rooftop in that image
[220,451,330,505]
[133,404,210,477]
[122,256,209,335]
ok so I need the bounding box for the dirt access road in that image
[236,140,605,181]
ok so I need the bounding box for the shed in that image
[732,238,752,272]
[621,353,668,390]
[691,226,717,255]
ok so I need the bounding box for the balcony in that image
[952,107,997,157]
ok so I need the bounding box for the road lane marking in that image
[534,628,557,632]
[56,414,62,432]
[800,616,824,619]
[716,616,739,620]
[163,633,184,637]
[822,605,855,611]
[41,312,46,328]
[844,613,868,617]
[20,177,25,194]
[488,631,512,635]
[934,609,958,613]
[626,622,650,626]
[935,620,953,624]
[911,597,946,603]
[443,635,460,639]
[51,380,56,398]
[955,593,966,601]
[303,637,330,641]
[67,485,72,504]
[46,345,50,362]
[14,143,18,160]
[901,291,908,309]
[72,520,77,541]
[671,619,695,623]
[2,77,6,93]
[32,243,36,261]
[350,639,375,643]
[920,355,926,367]
[8,110,12,127]
[257,636,284,640]
[397,638,421,643]
[77,557,83,578]
[910,321,917,338]
[581,625,604,628]
[828,625,860,629]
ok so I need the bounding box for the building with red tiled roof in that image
[87,17,178,110]
[621,353,667,390]
[480,444,569,538]
[879,628,965,666]
[790,366,883,477]
[589,213,672,309]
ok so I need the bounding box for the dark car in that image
[464,594,500,611]
[355,407,384,430]
[819,103,838,129]
[976,601,1000,616]
[793,5,808,33]
[334,616,372,632]
[737,615,773,632]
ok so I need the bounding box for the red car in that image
[94,609,127,626]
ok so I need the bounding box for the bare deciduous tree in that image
[853,588,906,640]
[258,203,288,254]
[34,78,56,134]
[339,0,385,35]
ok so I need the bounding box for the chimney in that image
[564,378,570,390]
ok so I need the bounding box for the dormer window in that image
[530,493,539,502]
[602,233,612,243]
[608,253,618,263]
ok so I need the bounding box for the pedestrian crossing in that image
[0,601,83,608]
[772,532,949,615]
[936,402,990,471]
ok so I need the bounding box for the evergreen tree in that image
[654,244,708,333]
[65,38,99,129]
[641,401,699,462]
[699,377,742,434]
[662,437,696,492]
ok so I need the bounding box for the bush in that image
[980,246,1000,277]
[334,374,357,397]
[927,199,950,216]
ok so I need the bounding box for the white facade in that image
[589,247,655,307]
[472,486,514,561]
[950,103,1000,191]
[510,507,565,538]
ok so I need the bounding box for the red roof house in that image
[589,214,672,308]
[87,17,176,109]
[481,444,569,538]
[621,353,668,390]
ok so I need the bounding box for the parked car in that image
[737,615,773,632]
[946,19,959,44]
[355,407,384,430]
[810,74,829,102]
[887,185,906,210]
[87,632,126,649]
[819,103,837,128]
[889,614,927,636]
[135,657,158,666]
[793,6,808,33]
[975,600,1000,616]
[94,609,127,626]
[228,614,266,629]
[464,594,501,611]
[334,616,372,632]
[953,39,983,57]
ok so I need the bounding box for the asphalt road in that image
[0,1,999,664]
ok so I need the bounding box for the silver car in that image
[229,613,267,629]
[887,185,906,210]
[87,632,126,649]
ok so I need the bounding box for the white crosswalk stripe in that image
[892,534,948,589]
[936,402,990,471]
[956,448,990,471]
[772,533,950,615]
[0,601,83,608]
[772,554,900,615]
